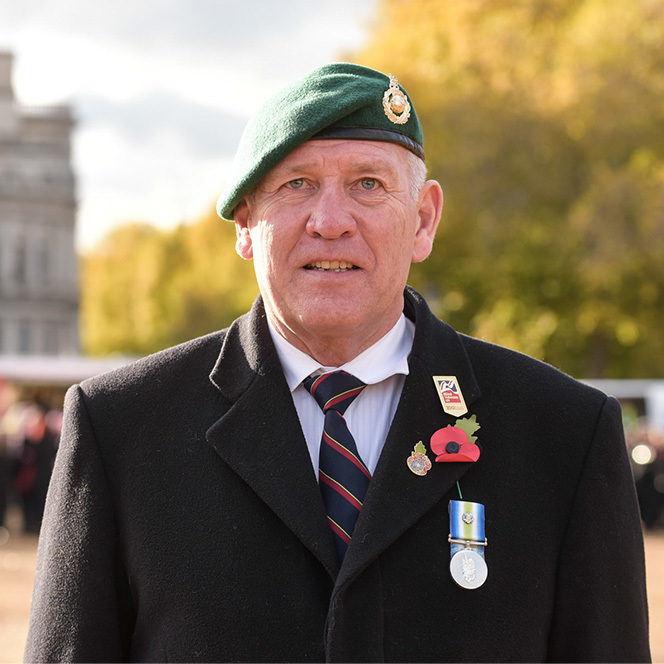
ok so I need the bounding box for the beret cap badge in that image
[383,74,411,125]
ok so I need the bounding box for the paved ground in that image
[2,527,663,662]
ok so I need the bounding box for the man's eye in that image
[287,179,305,189]
[360,178,377,190]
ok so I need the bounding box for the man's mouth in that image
[304,260,358,272]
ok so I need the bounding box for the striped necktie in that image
[303,371,370,562]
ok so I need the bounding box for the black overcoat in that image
[25,288,650,662]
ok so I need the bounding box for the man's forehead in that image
[266,139,410,176]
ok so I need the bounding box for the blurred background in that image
[1,0,664,660]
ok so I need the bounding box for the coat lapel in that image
[338,288,482,587]
[204,290,483,585]
[206,298,338,577]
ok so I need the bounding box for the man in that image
[25,63,649,662]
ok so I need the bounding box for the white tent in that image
[0,355,136,388]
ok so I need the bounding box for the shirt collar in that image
[268,314,415,393]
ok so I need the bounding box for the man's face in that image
[234,139,442,359]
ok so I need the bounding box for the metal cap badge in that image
[383,74,411,125]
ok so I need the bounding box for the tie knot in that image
[303,371,366,415]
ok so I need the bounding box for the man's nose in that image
[305,185,357,239]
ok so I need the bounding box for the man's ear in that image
[412,180,443,263]
[234,200,254,260]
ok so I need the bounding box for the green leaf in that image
[455,414,480,443]
[414,441,427,455]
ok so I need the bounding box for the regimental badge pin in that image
[448,500,488,590]
[383,74,411,125]
[432,375,468,417]
[407,441,432,476]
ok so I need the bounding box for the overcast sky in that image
[0,0,377,248]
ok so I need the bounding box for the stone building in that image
[0,51,79,355]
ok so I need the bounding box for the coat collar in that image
[206,288,482,583]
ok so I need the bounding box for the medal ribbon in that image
[449,500,486,560]
[449,500,485,541]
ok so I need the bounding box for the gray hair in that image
[408,151,428,200]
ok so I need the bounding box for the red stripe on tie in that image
[327,517,351,545]
[324,386,365,411]
[323,430,372,479]
[309,372,334,396]
[320,471,363,510]
[309,375,323,395]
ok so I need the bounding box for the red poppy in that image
[430,425,480,462]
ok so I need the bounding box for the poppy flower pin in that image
[430,414,481,463]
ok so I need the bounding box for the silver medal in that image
[450,547,488,590]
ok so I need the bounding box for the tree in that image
[80,211,258,356]
[352,0,664,377]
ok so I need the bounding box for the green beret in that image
[216,62,424,221]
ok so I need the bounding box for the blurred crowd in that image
[0,401,62,535]
[0,396,662,534]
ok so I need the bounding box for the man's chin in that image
[296,310,367,337]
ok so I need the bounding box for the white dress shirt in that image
[268,314,415,477]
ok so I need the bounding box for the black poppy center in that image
[446,441,460,454]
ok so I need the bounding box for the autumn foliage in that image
[81,212,258,356]
[354,0,664,378]
[81,0,664,378]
